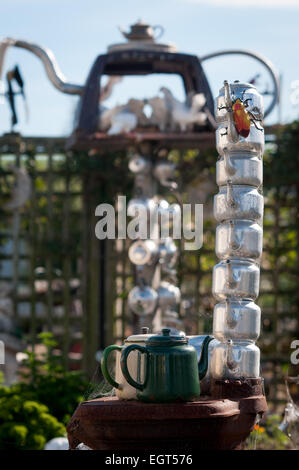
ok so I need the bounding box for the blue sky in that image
[0,0,299,136]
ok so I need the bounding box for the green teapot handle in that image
[101,345,123,389]
[198,335,214,380]
[120,344,148,391]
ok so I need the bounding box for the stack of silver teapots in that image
[210,80,264,380]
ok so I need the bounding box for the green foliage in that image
[13,332,89,425]
[0,392,65,450]
[246,414,293,450]
[264,121,299,187]
[0,332,92,449]
[0,332,89,449]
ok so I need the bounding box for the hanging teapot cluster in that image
[126,152,182,332]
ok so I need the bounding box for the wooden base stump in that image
[67,379,267,451]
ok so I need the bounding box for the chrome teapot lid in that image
[126,327,154,342]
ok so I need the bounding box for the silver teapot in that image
[215,81,264,157]
[158,237,177,267]
[216,124,264,158]
[128,154,151,174]
[187,335,220,394]
[210,339,260,379]
[157,281,181,308]
[128,285,158,316]
[215,81,264,124]
[214,183,264,223]
[101,327,154,400]
[128,239,159,266]
[213,300,261,342]
[212,259,260,301]
[216,220,263,261]
[120,20,164,42]
[216,152,262,188]
[153,161,176,188]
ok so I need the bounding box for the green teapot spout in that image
[198,335,213,380]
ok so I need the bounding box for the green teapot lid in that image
[146,328,187,346]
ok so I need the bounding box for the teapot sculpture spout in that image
[198,335,213,380]
[118,26,131,40]
[0,37,83,95]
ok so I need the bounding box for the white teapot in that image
[101,328,153,400]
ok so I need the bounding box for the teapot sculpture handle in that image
[101,345,123,389]
[153,25,164,40]
[121,344,148,391]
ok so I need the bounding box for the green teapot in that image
[120,328,213,403]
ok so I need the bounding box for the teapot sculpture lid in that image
[147,328,187,346]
